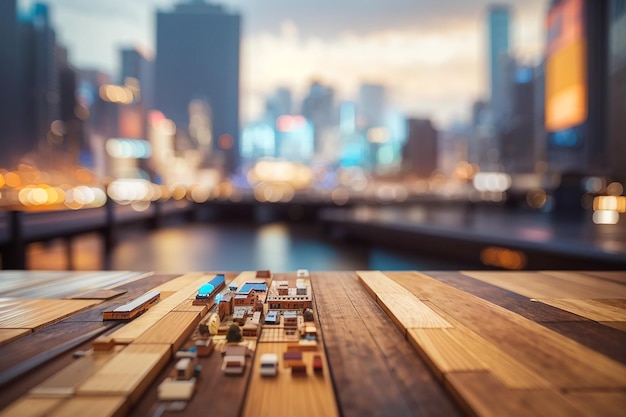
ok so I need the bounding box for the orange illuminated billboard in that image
[545,0,587,133]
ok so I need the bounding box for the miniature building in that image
[218,293,234,319]
[195,338,215,357]
[276,281,289,296]
[283,310,298,335]
[175,358,195,380]
[267,289,312,310]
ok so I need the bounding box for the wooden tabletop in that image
[0,270,624,417]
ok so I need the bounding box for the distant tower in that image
[487,5,511,127]
[402,118,438,178]
[0,0,21,167]
[155,0,241,172]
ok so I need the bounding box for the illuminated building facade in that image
[155,0,240,172]
[545,0,608,174]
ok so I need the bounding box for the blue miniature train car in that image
[196,274,226,299]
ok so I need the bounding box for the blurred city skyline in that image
[17,0,547,128]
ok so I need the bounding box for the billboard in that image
[545,0,587,139]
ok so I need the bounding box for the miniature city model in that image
[102,290,160,320]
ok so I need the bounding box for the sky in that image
[19,0,548,129]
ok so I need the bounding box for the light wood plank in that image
[446,372,586,417]
[537,298,626,322]
[76,344,170,404]
[407,328,486,377]
[376,292,452,330]
[357,270,409,297]
[48,397,128,417]
[133,311,200,353]
[29,349,121,398]
[0,298,99,330]
[108,274,212,344]
[461,271,626,299]
[0,398,63,417]
[243,342,339,417]
[0,328,30,346]
[385,271,626,390]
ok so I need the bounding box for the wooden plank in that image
[48,397,129,417]
[29,349,121,398]
[0,298,99,330]
[564,392,626,417]
[424,271,588,323]
[537,298,626,322]
[0,329,30,346]
[0,397,63,417]
[577,271,626,285]
[376,292,452,330]
[461,271,626,299]
[445,372,586,417]
[107,274,212,344]
[540,270,626,291]
[356,269,409,296]
[407,329,486,378]
[385,271,626,390]
[540,321,626,364]
[172,299,209,315]
[76,344,170,404]
[601,321,626,332]
[133,311,201,354]
[66,289,127,300]
[243,342,339,417]
[313,271,463,417]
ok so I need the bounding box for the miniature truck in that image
[259,353,279,377]
[221,345,247,375]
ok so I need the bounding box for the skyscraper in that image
[155,0,241,172]
[402,118,438,178]
[487,5,511,127]
[0,0,21,167]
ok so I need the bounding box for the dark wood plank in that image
[63,273,182,322]
[312,271,464,417]
[541,321,626,364]
[424,271,588,322]
[424,271,626,364]
[385,271,626,390]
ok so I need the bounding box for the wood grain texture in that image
[313,271,463,417]
[242,342,339,417]
[107,274,211,344]
[423,271,588,323]
[445,372,586,417]
[563,392,626,417]
[0,298,99,330]
[385,271,626,390]
[0,328,30,346]
[537,298,626,321]
[376,292,452,330]
[48,396,129,417]
[407,328,486,378]
[461,271,626,299]
[76,344,170,404]
[0,397,63,417]
[133,311,201,354]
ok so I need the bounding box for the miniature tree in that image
[226,324,242,343]
[303,308,314,322]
